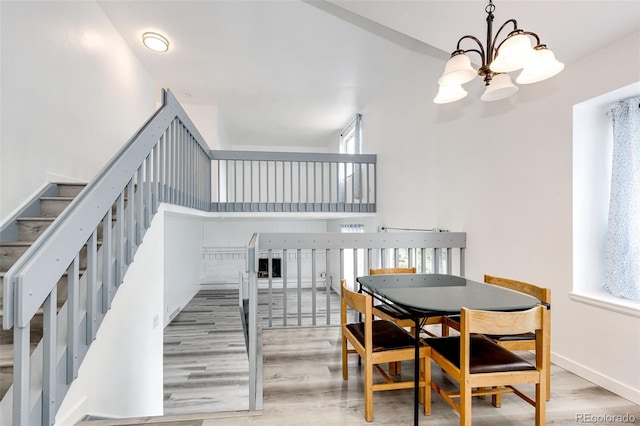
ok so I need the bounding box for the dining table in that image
[356,273,542,426]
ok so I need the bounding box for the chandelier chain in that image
[485,0,495,14]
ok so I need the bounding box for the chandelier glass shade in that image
[480,73,518,101]
[434,84,468,104]
[437,54,477,86]
[434,1,564,104]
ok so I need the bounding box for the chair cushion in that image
[425,335,535,374]
[346,320,416,352]
[485,332,536,342]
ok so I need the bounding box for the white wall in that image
[202,217,330,284]
[163,206,207,326]
[0,1,156,220]
[359,31,640,403]
[54,204,206,424]
[55,212,166,425]
[182,103,221,150]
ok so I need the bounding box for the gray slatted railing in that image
[211,151,376,213]
[1,89,212,425]
[243,231,467,410]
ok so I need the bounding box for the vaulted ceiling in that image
[98,0,640,149]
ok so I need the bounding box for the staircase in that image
[0,182,87,400]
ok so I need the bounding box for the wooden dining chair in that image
[369,267,417,275]
[444,274,551,403]
[341,279,431,422]
[426,305,549,426]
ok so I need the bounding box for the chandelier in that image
[434,0,564,104]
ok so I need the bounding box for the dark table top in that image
[356,273,541,316]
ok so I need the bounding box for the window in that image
[339,114,362,156]
[603,97,640,301]
[339,114,362,201]
[572,82,640,315]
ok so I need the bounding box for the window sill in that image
[570,290,640,318]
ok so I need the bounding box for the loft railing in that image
[1,89,212,425]
[211,150,376,213]
[243,231,467,410]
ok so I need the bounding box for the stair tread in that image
[0,241,32,246]
[0,304,64,316]
[1,240,103,246]
[1,268,87,277]
[0,343,39,366]
[0,183,88,393]
[19,217,114,221]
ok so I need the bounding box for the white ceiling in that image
[97,0,640,149]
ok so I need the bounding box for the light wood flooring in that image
[79,288,640,425]
[163,287,342,415]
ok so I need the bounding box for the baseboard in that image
[46,172,86,183]
[169,305,181,321]
[552,353,640,404]
[54,396,88,426]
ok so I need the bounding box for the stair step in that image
[56,182,86,198]
[0,341,38,400]
[0,241,31,272]
[17,217,55,242]
[0,308,44,345]
[0,240,101,272]
[0,183,88,402]
[40,196,75,218]
[18,216,115,242]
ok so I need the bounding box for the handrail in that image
[1,89,213,425]
[3,89,210,330]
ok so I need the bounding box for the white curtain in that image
[604,97,640,301]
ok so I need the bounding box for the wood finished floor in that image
[163,287,342,415]
[79,288,640,425]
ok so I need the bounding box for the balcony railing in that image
[243,230,467,410]
[211,150,376,213]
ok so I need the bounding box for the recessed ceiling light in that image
[142,32,169,53]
